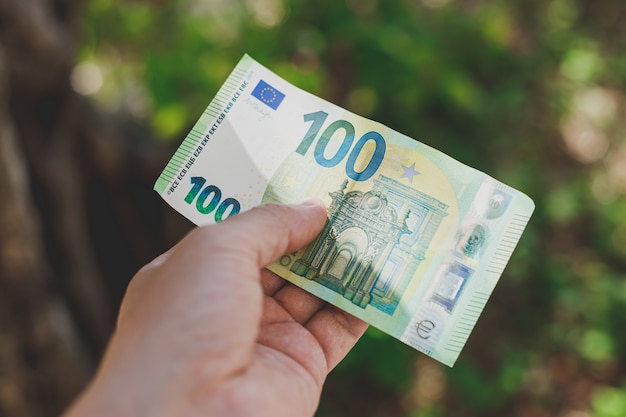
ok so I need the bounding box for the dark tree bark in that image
[0,42,92,417]
[0,1,190,415]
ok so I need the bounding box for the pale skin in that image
[64,200,368,417]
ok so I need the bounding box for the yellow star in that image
[283,175,298,190]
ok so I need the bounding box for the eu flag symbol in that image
[251,80,285,110]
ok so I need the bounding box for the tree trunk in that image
[0,1,189,415]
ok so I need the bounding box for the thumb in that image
[191,199,328,268]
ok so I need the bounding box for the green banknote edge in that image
[153,54,255,194]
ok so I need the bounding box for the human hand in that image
[64,200,368,417]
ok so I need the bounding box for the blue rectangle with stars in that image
[251,80,285,110]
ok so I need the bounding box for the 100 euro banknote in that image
[154,54,535,367]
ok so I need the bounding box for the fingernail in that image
[297,197,325,208]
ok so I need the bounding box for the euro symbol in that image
[416,320,436,339]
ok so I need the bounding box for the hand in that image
[64,200,368,417]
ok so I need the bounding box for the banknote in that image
[154,54,535,366]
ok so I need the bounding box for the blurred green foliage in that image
[75,0,626,415]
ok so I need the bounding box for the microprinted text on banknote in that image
[154,54,535,367]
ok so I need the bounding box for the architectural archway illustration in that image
[291,175,449,315]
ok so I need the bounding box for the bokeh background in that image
[1,0,626,416]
